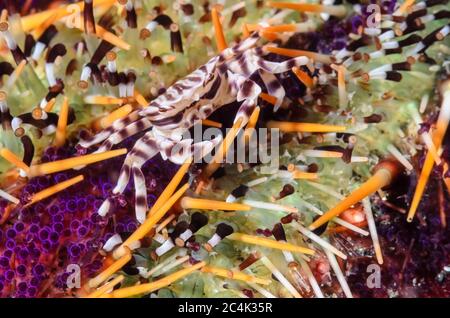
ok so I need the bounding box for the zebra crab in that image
[78,32,310,223]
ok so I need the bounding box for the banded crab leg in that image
[225,47,310,77]
[94,117,153,153]
[220,32,260,59]
[78,110,142,148]
[132,163,148,223]
[258,69,286,111]
[256,56,310,74]
[113,131,158,195]
[227,72,262,126]
[99,131,160,221]
[100,129,222,222]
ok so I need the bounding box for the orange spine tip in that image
[243,106,261,143]
[0,203,15,223]
[228,233,315,255]
[259,93,278,105]
[98,104,133,129]
[195,180,205,195]
[264,46,332,64]
[0,148,30,173]
[443,163,450,195]
[54,97,69,148]
[109,261,206,298]
[260,31,279,41]
[134,90,149,107]
[309,165,397,231]
[292,171,318,180]
[263,24,297,33]
[245,24,261,32]
[149,159,192,216]
[86,275,124,298]
[407,152,434,222]
[90,24,131,51]
[267,121,346,133]
[211,7,228,52]
[202,119,223,128]
[26,175,84,206]
[408,88,450,222]
[395,0,415,15]
[243,107,261,144]
[84,96,125,105]
[246,106,260,130]
[204,118,244,177]
[21,0,117,32]
[43,98,56,113]
[201,266,271,285]
[303,149,343,158]
[154,214,176,234]
[88,250,131,288]
[292,67,314,89]
[180,197,251,211]
[333,65,348,108]
[242,24,251,38]
[7,59,27,88]
[28,149,127,177]
[267,2,346,17]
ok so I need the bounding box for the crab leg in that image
[257,56,309,74]
[96,117,153,153]
[132,164,148,223]
[78,111,142,148]
[113,132,159,195]
[258,69,286,110]
[99,132,160,218]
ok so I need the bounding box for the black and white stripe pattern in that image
[175,213,209,247]
[340,1,448,69]
[406,24,450,56]
[0,24,26,65]
[24,34,36,58]
[45,44,67,88]
[79,40,115,88]
[154,221,189,257]
[141,14,183,52]
[12,110,75,136]
[124,0,138,29]
[32,25,57,60]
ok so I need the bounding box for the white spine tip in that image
[103,234,123,252]
[98,200,111,217]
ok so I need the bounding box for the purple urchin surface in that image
[0,133,179,298]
